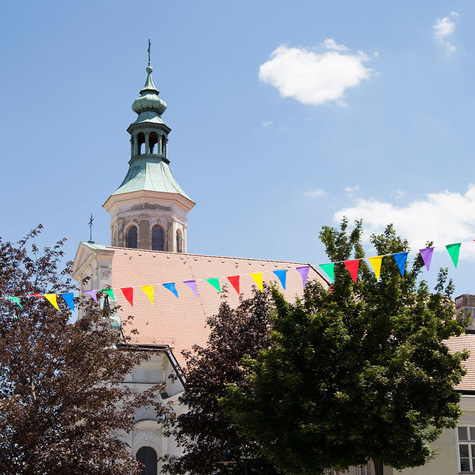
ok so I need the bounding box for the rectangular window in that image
[458,426,475,472]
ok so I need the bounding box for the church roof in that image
[109,157,193,201]
[104,247,329,366]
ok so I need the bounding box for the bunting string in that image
[318,238,475,284]
[1,266,310,310]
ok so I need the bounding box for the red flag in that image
[121,287,134,306]
[344,259,360,283]
[227,275,240,294]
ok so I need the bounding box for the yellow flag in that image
[368,256,383,280]
[44,294,59,310]
[142,285,154,305]
[250,273,263,292]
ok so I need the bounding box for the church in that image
[71,57,475,475]
[71,57,328,473]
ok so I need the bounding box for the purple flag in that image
[163,283,179,298]
[296,266,310,288]
[419,247,434,271]
[82,289,97,303]
[184,280,199,298]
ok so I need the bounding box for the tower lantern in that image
[103,49,194,252]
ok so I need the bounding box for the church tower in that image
[103,55,194,253]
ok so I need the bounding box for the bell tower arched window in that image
[136,446,157,475]
[176,229,182,253]
[137,132,145,155]
[127,226,138,249]
[149,132,158,155]
[152,225,164,251]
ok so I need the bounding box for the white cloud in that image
[304,188,326,198]
[334,185,475,260]
[323,38,348,52]
[433,12,458,54]
[258,43,373,106]
[344,186,359,195]
[261,120,273,127]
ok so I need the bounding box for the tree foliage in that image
[223,220,469,475]
[163,287,281,474]
[0,227,159,475]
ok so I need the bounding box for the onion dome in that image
[131,64,167,116]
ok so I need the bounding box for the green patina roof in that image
[111,157,194,202]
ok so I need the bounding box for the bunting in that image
[273,269,287,290]
[419,247,434,271]
[319,263,334,284]
[142,285,154,304]
[44,294,59,310]
[296,266,310,288]
[8,296,22,308]
[163,283,178,298]
[368,256,383,280]
[250,273,263,292]
[393,252,409,277]
[121,287,134,306]
[227,275,240,294]
[101,288,116,301]
[62,292,75,311]
[446,243,461,268]
[83,289,97,303]
[344,260,359,283]
[184,280,199,298]
[207,278,221,293]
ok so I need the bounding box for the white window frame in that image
[457,425,475,473]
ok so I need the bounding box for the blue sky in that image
[2,0,475,294]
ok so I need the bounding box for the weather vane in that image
[88,213,94,242]
[148,38,151,65]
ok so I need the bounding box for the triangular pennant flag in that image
[319,263,335,284]
[163,283,178,299]
[82,289,97,303]
[184,280,199,298]
[368,256,383,280]
[227,275,240,294]
[250,273,263,292]
[273,270,287,289]
[206,278,221,293]
[446,243,461,268]
[27,293,44,298]
[44,294,59,310]
[393,252,409,276]
[62,292,75,311]
[419,247,434,271]
[142,285,154,304]
[344,260,359,283]
[100,288,116,301]
[296,266,310,288]
[8,297,22,308]
[121,287,134,306]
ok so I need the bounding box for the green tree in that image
[0,227,161,475]
[224,220,468,475]
[163,287,281,474]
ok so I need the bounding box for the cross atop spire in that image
[148,39,151,66]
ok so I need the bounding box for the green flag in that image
[446,243,461,268]
[319,263,335,283]
[206,278,221,293]
[100,288,116,301]
[8,296,22,308]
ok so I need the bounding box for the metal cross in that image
[148,39,151,65]
[88,213,94,242]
